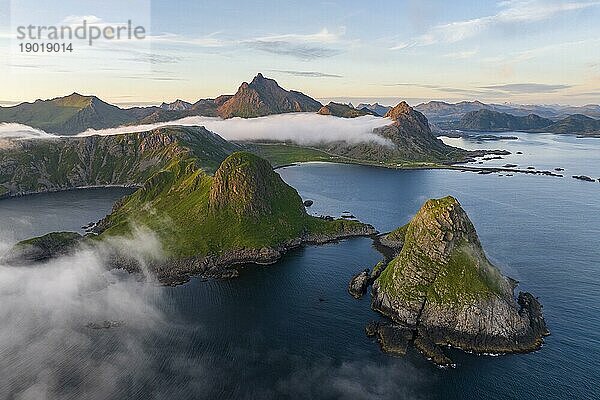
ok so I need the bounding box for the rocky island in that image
[351,196,548,366]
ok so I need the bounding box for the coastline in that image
[105,224,378,286]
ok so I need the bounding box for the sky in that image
[0,0,599,106]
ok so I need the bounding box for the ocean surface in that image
[1,131,599,399]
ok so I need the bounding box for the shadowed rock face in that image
[371,196,548,359]
[217,73,322,118]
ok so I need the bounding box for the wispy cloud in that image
[383,81,572,96]
[243,28,346,60]
[147,28,347,61]
[443,49,478,59]
[268,70,343,78]
[245,41,343,60]
[481,83,573,93]
[391,0,600,49]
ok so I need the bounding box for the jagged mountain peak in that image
[217,74,322,118]
[384,101,422,121]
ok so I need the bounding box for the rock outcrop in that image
[359,196,548,366]
[348,269,371,298]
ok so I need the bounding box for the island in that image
[350,196,549,366]
[2,152,376,284]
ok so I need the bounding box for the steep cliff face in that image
[0,126,239,197]
[217,73,322,118]
[370,196,548,361]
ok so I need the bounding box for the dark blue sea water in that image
[1,132,599,399]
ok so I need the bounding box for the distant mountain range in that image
[415,100,600,122]
[356,103,392,117]
[445,109,600,135]
[160,99,192,111]
[455,110,554,132]
[1,75,598,137]
[318,102,376,118]
[0,73,322,135]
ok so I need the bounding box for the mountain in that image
[217,73,322,118]
[0,126,240,197]
[456,109,553,131]
[0,93,149,135]
[558,104,600,119]
[546,114,600,135]
[368,196,548,365]
[248,101,498,168]
[317,102,377,118]
[318,102,472,164]
[356,103,392,117]
[416,100,600,124]
[160,99,192,111]
[0,74,322,134]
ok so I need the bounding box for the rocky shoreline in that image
[120,223,378,285]
[2,221,377,287]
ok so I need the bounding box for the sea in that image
[0,131,598,399]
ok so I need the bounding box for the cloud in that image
[443,49,478,59]
[245,41,343,60]
[1,113,392,146]
[61,15,104,25]
[384,83,441,89]
[64,113,392,146]
[481,83,573,93]
[269,358,430,400]
[147,28,347,60]
[0,229,167,399]
[268,70,343,78]
[383,81,573,97]
[392,0,600,49]
[0,123,56,139]
[149,31,227,47]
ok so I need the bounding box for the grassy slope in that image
[244,143,443,169]
[99,152,364,259]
